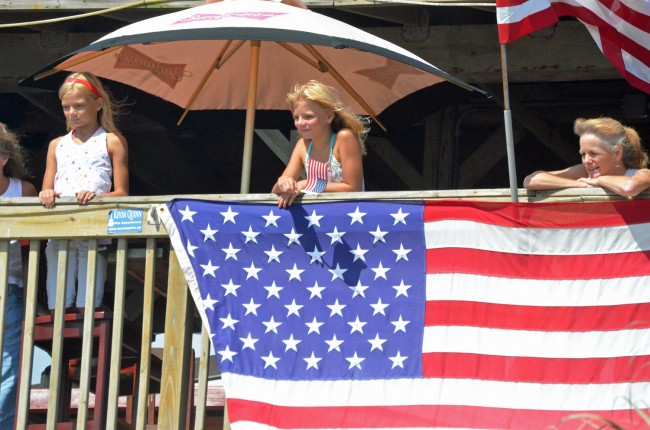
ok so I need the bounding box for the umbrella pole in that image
[500,43,519,202]
[240,40,261,194]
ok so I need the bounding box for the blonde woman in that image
[524,117,650,196]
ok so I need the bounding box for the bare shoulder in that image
[334,128,361,154]
[48,135,64,148]
[107,132,128,152]
[21,180,37,197]
[335,128,355,140]
[335,128,359,147]
[292,137,308,156]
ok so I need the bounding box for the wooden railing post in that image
[159,249,193,430]
[16,240,41,430]
[136,237,157,429]
[47,239,70,430]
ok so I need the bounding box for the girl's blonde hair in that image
[0,122,28,179]
[574,117,648,169]
[58,72,122,134]
[287,80,370,155]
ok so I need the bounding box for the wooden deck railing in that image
[0,188,643,430]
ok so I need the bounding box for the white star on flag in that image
[393,243,411,261]
[391,208,409,225]
[221,206,239,224]
[186,240,198,257]
[348,206,366,224]
[370,225,388,243]
[346,352,365,370]
[261,351,281,369]
[242,226,260,244]
[284,228,302,245]
[283,334,301,352]
[307,246,326,264]
[200,260,219,277]
[304,352,322,370]
[179,205,197,222]
[222,242,240,260]
[326,226,346,245]
[327,299,346,317]
[287,264,305,281]
[202,293,219,311]
[262,210,281,227]
[264,245,283,263]
[200,224,218,242]
[325,334,344,352]
[239,333,258,350]
[243,262,262,280]
[305,210,324,228]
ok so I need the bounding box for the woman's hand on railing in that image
[39,189,60,209]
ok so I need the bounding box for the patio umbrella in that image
[22,0,482,192]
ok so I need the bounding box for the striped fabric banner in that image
[496,0,650,94]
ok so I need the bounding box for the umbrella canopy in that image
[23,0,482,192]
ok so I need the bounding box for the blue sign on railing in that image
[108,209,143,234]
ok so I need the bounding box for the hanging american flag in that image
[496,0,650,94]
[159,198,650,429]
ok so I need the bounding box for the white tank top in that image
[2,177,24,287]
[54,127,113,196]
[626,168,638,177]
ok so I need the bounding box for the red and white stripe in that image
[223,200,650,429]
[303,158,329,194]
[496,0,650,94]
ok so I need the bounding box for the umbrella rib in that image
[216,40,246,70]
[178,40,246,125]
[276,42,327,72]
[35,47,122,81]
[302,44,386,132]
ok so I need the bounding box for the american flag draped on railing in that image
[496,0,650,94]
[159,198,650,429]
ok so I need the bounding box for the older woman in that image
[524,117,650,197]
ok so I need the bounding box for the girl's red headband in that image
[64,78,101,98]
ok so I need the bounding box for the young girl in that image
[272,80,369,207]
[0,122,37,428]
[39,72,129,313]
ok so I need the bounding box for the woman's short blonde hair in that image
[574,117,647,169]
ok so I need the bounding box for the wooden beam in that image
[340,6,427,26]
[366,136,422,190]
[367,21,620,85]
[458,122,528,189]
[422,115,438,188]
[482,84,578,165]
[0,33,103,92]
[0,19,621,93]
[255,129,294,165]
[434,107,456,189]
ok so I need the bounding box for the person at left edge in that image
[0,121,37,429]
